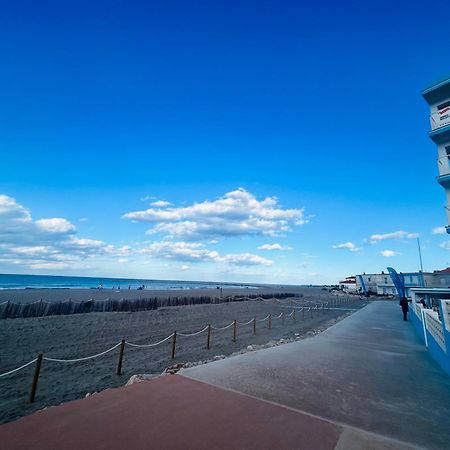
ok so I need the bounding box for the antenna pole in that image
[417,238,425,287]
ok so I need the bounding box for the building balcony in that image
[437,156,450,177]
[430,110,450,131]
[437,156,450,187]
[429,121,450,145]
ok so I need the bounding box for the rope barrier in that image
[43,342,122,363]
[237,318,254,325]
[211,321,234,331]
[125,334,174,348]
[1,297,335,381]
[178,326,209,337]
[0,358,38,378]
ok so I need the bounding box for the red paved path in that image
[0,375,342,450]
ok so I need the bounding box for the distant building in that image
[422,76,450,233]
[353,269,450,297]
[338,276,357,292]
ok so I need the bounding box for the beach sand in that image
[0,287,365,424]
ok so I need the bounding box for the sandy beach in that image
[0,287,366,424]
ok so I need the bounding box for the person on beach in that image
[399,297,410,321]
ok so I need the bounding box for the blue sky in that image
[1,0,450,284]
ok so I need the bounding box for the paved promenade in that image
[1,301,449,449]
[183,301,450,449]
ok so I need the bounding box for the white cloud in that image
[180,265,190,271]
[35,218,76,233]
[258,243,293,251]
[432,226,447,235]
[0,194,126,270]
[29,261,70,270]
[440,241,450,250]
[123,188,307,240]
[332,242,361,252]
[221,253,273,266]
[79,217,89,222]
[138,241,272,266]
[150,200,172,207]
[380,250,399,257]
[11,246,54,255]
[370,231,418,243]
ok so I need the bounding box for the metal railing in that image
[437,156,450,177]
[430,110,450,131]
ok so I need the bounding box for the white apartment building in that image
[422,76,450,232]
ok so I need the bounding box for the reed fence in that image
[0,292,298,319]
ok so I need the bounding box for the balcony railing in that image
[430,110,450,131]
[437,156,450,177]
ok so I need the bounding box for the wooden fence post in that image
[253,317,256,335]
[281,312,285,325]
[207,324,211,350]
[232,320,237,343]
[29,353,43,403]
[117,339,125,375]
[310,307,313,318]
[293,309,296,321]
[268,313,272,329]
[171,331,177,359]
[302,307,305,321]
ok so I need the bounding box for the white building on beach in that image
[348,269,450,297]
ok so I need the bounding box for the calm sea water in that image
[0,273,263,290]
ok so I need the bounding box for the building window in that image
[368,277,371,282]
[384,277,387,283]
[438,100,450,111]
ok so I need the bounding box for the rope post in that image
[268,313,272,330]
[207,324,211,350]
[29,353,43,403]
[232,320,237,343]
[116,339,125,375]
[281,312,285,325]
[253,317,256,335]
[171,331,177,359]
[293,309,296,321]
[310,307,313,318]
[302,307,305,321]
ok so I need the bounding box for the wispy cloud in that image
[123,188,307,240]
[258,243,293,251]
[380,249,399,257]
[138,241,273,266]
[332,242,361,252]
[150,200,172,207]
[432,226,447,235]
[370,230,418,243]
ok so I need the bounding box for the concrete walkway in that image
[1,301,449,449]
[182,301,450,449]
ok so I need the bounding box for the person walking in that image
[400,297,410,321]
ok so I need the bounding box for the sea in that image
[0,273,266,290]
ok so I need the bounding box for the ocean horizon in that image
[0,273,304,290]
